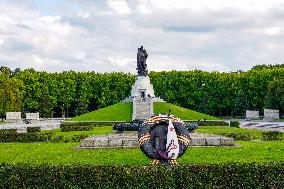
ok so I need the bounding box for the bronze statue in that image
[137,46,148,76]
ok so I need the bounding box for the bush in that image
[61,125,94,132]
[0,129,54,143]
[0,163,283,188]
[26,127,41,133]
[230,121,240,128]
[193,121,229,126]
[262,131,283,141]
[222,132,254,141]
[60,121,123,132]
[0,129,18,142]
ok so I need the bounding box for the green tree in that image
[265,78,284,115]
[0,74,22,121]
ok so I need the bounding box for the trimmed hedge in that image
[230,120,240,128]
[262,131,283,141]
[60,121,124,132]
[0,163,283,188]
[0,129,53,143]
[26,127,41,133]
[221,132,254,141]
[191,120,229,126]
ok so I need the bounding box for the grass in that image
[71,103,133,121]
[70,102,218,121]
[50,126,113,138]
[0,141,283,165]
[154,102,217,120]
[196,126,264,140]
[1,126,283,165]
[0,126,283,165]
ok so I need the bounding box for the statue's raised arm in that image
[137,46,148,76]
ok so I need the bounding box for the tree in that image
[265,78,284,115]
[0,74,22,121]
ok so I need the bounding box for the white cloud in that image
[107,0,131,14]
[0,0,284,73]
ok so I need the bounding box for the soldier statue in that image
[137,46,148,76]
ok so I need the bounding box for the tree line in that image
[0,65,283,118]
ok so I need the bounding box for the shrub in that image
[262,131,283,141]
[15,132,54,143]
[60,121,124,132]
[0,163,283,188]
[230,121,240,128]
[26,127,41,133]
[194,121,229,126]
[0,130,54,143]
[0,129,18,142]
[222,132,254,141]
[61,125,94,132]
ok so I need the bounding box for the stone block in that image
[80,139,93,147]
[93,138,109,147]
[220,138,234,146]
[246,110,259,119]
[206,137,221,146]
[6,112,22,120]
[189,138,206,146]
[108,138,123,147]
[264,109,279,119]
[122,138,139,147]
[26,113,40,120]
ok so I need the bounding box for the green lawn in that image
[196,126,264,140]
[0,141,283,165]
[71,103,133,121]
[1,126,283,165]
[70,102,218,121]
[154,102,217,120]
[50,126,113,138]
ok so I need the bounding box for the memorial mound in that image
[71,102,217,121]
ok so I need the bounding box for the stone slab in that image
[205,137,221,146]
[246,110,259,119]
[6,112,21,120]
[264,109,279,119]
[26,113,40,120]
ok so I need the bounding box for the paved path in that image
[240,121,284,132]
[0,119,62,133]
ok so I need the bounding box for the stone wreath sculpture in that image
[138,114,191,166]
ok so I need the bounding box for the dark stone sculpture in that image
[137,46,148,76]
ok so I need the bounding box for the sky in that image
[0,0,284,73]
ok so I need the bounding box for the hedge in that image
[60,121,125,132]
[0,129,53,143]
[230,120,240,128]
[191,120,229,126]
[0,162,283,188]
[262,131,283,141]
[26,127,41,133]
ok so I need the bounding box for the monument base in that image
[76,132,235,149]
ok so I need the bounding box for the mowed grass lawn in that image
[0,126,283,165]
[0,141,283,165]
[196,126,264,139]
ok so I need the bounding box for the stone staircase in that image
[132,100,153,120]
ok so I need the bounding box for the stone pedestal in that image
[123,76,164,103]
[123,75,164,120]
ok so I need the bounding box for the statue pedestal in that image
[123,76,164,103]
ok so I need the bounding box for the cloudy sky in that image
[0,0,284,73]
